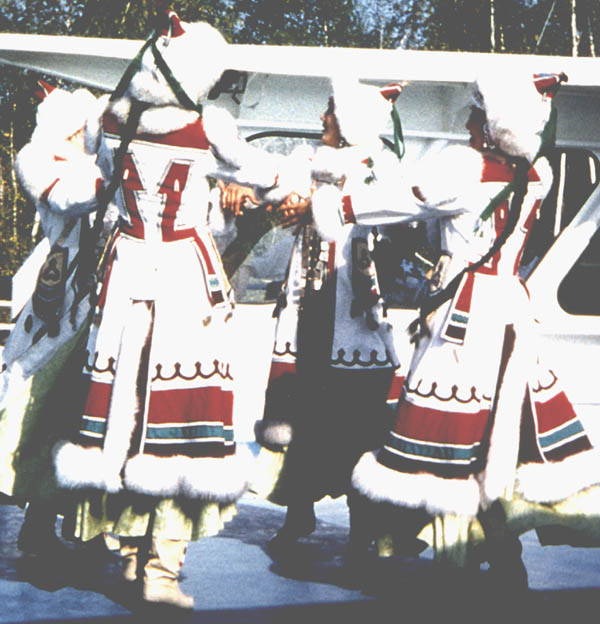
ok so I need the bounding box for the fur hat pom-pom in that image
[32,88,102,143]
[331,75,392,148]
[473,72,554,162]
[129,19,229,107]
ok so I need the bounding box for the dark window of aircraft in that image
[555,150,600,315]
[520,149,600,281]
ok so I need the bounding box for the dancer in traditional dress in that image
[0,82,106,554]
[347,71,600,584]
[246,78,409,560]
[52,10,282,609]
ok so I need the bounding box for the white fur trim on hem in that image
[516,448,600,504]
[254,419,293,448]
[351,451,481,517]
[54,441,123,493]
[54,440,251,502]
[124,447,251,502]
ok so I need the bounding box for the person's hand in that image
[218,180,259,216]
[269,192,311,229]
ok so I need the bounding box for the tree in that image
[0,0,597,279]
[234,0,365,47]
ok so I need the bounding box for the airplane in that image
[0,31,600,441]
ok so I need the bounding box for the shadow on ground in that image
[1,501,600,623]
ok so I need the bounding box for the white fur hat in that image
[331,76,398,147]
[473,71,567,162]
[127,11,229,107]
[32,84,100,142]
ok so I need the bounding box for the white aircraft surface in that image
[1,32,600,441]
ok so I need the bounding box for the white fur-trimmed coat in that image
[0,118,104,501]
[53,96,283,503]
[350,145,600,517]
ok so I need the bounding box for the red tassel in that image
[533,72,568,99]
[34,79,56,102]
[158,9,186,38]
[380,83,404,103]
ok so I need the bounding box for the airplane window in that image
[550,150,600,316]
[559,227,600,315]
[375,221,438,310]
[520,149,599,281]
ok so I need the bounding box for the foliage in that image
[0,0,596,278]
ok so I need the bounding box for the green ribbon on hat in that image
[391,105,405,161]
[150,40,203,114]
[110,30,158,102]
[109,28,203,115]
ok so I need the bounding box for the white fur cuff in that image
[254,419,293,448]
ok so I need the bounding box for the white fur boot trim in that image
[254,419,293,447]
[516,448,600,503]
[123,445,251,502]
[351,451,481,517]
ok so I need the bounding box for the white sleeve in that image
[261,144,313,204]
[409,145,484,214]
[43,156,103,216]
[16,144,102,216]
[311,181,425,240]
[203,104,281,191]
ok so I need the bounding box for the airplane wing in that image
[1,32,600,93]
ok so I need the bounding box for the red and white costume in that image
[256,144,405,450]
[346,72,600,519]
[0,87,105,502]
[350,145,599,516]
[253,80,408,506]
[54,24,280,503]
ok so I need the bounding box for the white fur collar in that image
[107,96,200,135]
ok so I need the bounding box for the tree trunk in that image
[9,103,18,242]
[587,3,596,56]
[490,0,496,52]
[571,0,580,56]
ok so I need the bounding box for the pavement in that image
[1,488,600,624]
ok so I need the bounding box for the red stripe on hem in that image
[268,361,297,383]
[147,387,234,426]
[83,381,112,419]
[394,400,490,446]
[533,390,580,433]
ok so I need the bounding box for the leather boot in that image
[267,502,316,557]
[17,503,64,556]
[478,501,528,594]
[143,537,194,610]
[119,538,140,583]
